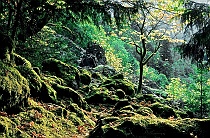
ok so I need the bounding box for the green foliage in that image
[144,66,169,88]
[17,25,80,67]
[166,78,187,100]
[75,21,140,75]
[165,66,210,117]
[184,67,210,116]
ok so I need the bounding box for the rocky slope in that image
[0,54,209,138]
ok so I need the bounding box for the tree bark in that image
[137,61,144,94]
[0,31,15,61]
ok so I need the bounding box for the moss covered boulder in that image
[39,81,57,103]
[79,69,91,85]
[86,87,118,105]
[93,65,116,77]
[42,58,80,89]
[101,74,135,96]
[0,61,30,113]
[149,102,177,118]
[51,83,89,110]
[15,66,42,98]
[13,54,58,103]
[89,114,210,138]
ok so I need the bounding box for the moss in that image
[91,72,104,80]
[51,103,95,127]
[32,67,41,76]
[15,66,42,98]
[93,65,116,77]
[112,110,136,117]
[115,89,126,99]
[110,94,119,101]
[0,61,30,114]
[149,102,177,119]
[110,73,124,80]
[175,110,188,119]
[136,107,153,116]
[114,99,130,111]
[102,78,135,96]
[42,58,80,89]
[51,83,89,110]
[40,81,57,103]
[143,94,160,103]
[120,105,134,111]
[0,32,15,61]
[79,69,91,85]
[3,98,92,138]
[87,85,119,104]
[13,53,32,68]
[89,113,210,138]
[86,91,118,105]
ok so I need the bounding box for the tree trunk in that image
[137,62,144,94]
[200,67,203,118]
[0,31,15,61]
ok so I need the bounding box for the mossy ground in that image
[0,98,95,138]
[0,57,209,138]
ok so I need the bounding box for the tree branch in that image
[143,42,161,65]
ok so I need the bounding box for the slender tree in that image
[119,0,184,93]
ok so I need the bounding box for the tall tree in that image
[119,0,183,93]
[180,0,210,65]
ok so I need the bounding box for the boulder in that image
[149,102,177,118]
[93,65,117,77]
[0,61,30,114]
[15,66,42,98]
[89,114,210,138]
[51,83,89,110]
[86,87,118,105]
[42,58,80,89]
[79,69,91,85]
[101,76,135,96]
[79,42,107,67]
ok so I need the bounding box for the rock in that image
[91,72,104,80]
[0,61,30,114]
[15,65,42,98]
[89,117,122,138]
[79,69,91,85]
[136,107,153,116]
[121,105,134,111]
[102,77,135,96]
[93,65,117,77]
[86,88,118,105]
[149,102,177,118]
[115,89,126,99]
[79,54,98,68]
[89,114,210,138]
[42,58,80,89]
[51,83,89,110]
[114,99,130,111]
[40,81,57,103]
[79,42,107,67]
